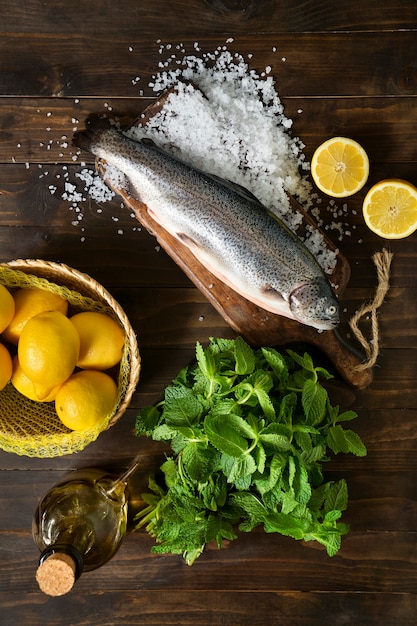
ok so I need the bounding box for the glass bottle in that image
[32,460,140,596]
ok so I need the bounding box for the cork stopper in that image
[36,552,77,596]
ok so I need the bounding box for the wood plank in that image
[0,590,416,626]
[0,32,416,98]
[2,0,417,35]
[2,529,417,594]
[2,465,417,531]
[1,96,417,166]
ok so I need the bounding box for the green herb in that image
[134,337,366,565]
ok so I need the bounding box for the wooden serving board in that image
[99,90,373,389]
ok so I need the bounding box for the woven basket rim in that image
[0,259,141,456]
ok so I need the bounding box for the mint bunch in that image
[135,337,366,565]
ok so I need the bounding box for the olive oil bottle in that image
[33,462,139,596]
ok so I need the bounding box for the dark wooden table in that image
[1,1,417,624]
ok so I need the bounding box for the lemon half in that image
[311,137,369,198]
[362,179,417,239]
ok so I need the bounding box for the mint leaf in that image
[163,390,204,427]
[263,511,309,540]
[261,347,288,382]
[259,423,292,452]
[234,336,256,375]
[302,379,327,425]
[343,430,367,456]
[204,414,250,457]
[224,413,258,440]
[206,514,238,547]
[311,531,342,557]
[229,492,267,530]
[253,453,285,495]
[287,349,314,373]
[136,405,161,436]
[181,442,220,483]
[327,425,367,457]
[221,453,257,485]
[277,392,297,425]
[326,480,348,513]
[254,387,276,421]
[336,410,359,423]
[195,341,212,378]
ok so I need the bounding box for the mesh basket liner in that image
[0,260,140,457]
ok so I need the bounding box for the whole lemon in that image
[70,311,125,370]
[11,355,60,402]
[3,287,68,345]
[0,343,13,391]
[18,310,80,400]
[0,285,15,334]
[55,370,118,431]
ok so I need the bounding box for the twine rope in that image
[348,248,394,371]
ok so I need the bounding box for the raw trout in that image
[73,118,339,331]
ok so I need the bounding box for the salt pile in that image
[62,41,343,271]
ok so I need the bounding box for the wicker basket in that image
[0,259,140,458]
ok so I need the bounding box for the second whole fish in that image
[73,118,340,331]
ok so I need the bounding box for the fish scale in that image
[73,118,340,331]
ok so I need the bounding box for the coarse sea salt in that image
[51,41,339,272]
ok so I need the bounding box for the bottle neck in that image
[39,543,84,582]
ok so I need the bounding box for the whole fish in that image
[73,118,339,330]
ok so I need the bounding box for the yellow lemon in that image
[70,311,125,370]
[18,310,80,400]
[362,179,417,239]
[0,285,15,334]
[311,137,369,198]
[3,287,69,345]
[11,355,59,402]
[55,370,118,431]
[0,343,13,391]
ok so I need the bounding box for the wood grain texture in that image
[1,32,416,98]
[1,0,417,623]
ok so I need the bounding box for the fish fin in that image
[176,232,202,250]
[261,285,286,300]
[141,137,157,147]
[205,173,262,204]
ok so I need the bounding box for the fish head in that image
[289,279,340,331]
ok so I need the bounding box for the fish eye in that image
[326,304,338,316]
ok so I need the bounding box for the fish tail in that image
[72,115,114,154]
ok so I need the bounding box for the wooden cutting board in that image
[98,91,373,389]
